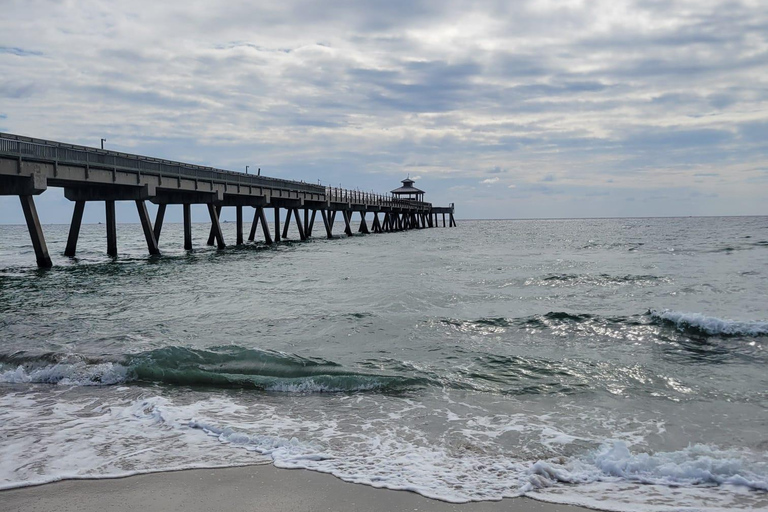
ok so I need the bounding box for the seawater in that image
[1,217,767,512]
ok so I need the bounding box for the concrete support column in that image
[293,208,306,241]
[136,200,160,255]
[358,211,370,234]
[343,210,353,236]
[207,206,222,246]
[154,204,166,242]
[274,206,281,242]
[105,200,117,257]
[64,200,86,257]
[19,195,52,268]
[282,208,292,239]
[258,207,273,244]
[183,203,192,250]
[236,206,243,245]
[308,210,317,237]
[207,203,225,249]
[249,208,259,242]
[320,210,333,239]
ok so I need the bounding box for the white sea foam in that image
[650,309,768,336]
[524,441,768,491]
[187,413,768,509]
[2,390,767,511]
[263,377,385,393]
[0,362,130,386]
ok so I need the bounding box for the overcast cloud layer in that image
[1,0,767,221]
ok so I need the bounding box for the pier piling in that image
[248,208,259,242]
[320,210,332,239]
[105,200,117,257]
[343,211,353,236]
[255,207,271,244]
[207,204,225,249]
[308,210,317,237]
[0,133,455,267]
[293,208,306,241]
[207,206,222,246]
[136,200,160,255]
[19,195,52,268]
[183,204,193,250]
[153,204,166,242]
[236,206,243,245]
[274,207,281,242]
[64,200,85,257]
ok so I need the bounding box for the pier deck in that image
[0,133,456,267]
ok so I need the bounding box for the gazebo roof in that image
[391,185,425,194]
[391,178,424,195]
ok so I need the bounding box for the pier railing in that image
[325,187,431,209]
[0,132,324,195]
[0,133,434,210]
[0,132,438,210]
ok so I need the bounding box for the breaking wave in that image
[650,310,768,337]
[0,346,425,393]
[525,441,768,493]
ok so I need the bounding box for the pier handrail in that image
[0,132,434,209]
[325,186,432,209]
[0,132,325,195]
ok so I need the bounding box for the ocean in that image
[1,216,767,511]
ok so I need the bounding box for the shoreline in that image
[2,464,596,512]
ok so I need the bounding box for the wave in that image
[0,360,129,386]
[650,310,768,337]
[444,309,767,339]
[529,273,668,287]
[0,346,424,393]
[189,416,768,507]
[525,441,768,492]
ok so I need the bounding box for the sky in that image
[1,0,767,223]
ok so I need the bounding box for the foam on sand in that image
[2,388,767,511]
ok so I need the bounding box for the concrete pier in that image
[0,132,456,267]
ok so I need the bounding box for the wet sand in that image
[2,464,596,512]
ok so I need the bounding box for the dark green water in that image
[1,217,767,511]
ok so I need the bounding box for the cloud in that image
[0,47,42,57]
[0,0,766,220]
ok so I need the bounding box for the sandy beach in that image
[2,464,595,512]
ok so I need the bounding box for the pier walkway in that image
[0,133,456,268]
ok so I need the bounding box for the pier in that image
[0,133,456,268]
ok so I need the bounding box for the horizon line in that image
[0,213,766,227]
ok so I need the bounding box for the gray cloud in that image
[0,46,43,57]
[0,0,766,221]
